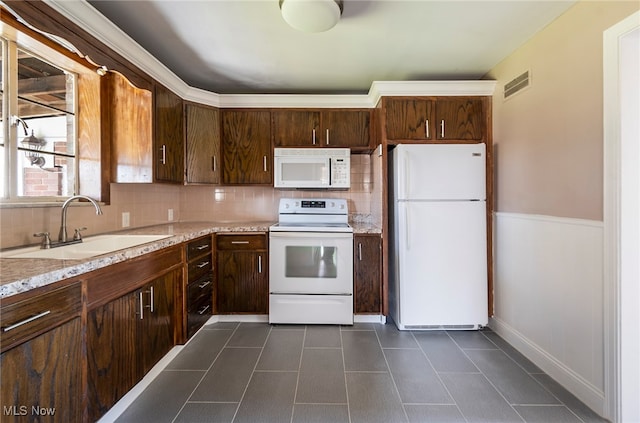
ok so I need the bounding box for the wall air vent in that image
[504,70,530,99]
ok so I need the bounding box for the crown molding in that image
[45,0,496,108]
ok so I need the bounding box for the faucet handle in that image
[34,232,51,249]
[73,227,87,241]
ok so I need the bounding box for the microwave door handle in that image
[328,158,332,187]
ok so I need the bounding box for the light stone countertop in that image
[0,221,382,298]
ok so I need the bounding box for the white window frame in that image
[1,24,89,205]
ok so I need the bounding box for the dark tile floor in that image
[112,322,607,423]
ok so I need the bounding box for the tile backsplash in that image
[0,152,383,249]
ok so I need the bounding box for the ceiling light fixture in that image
[279,0,343,33]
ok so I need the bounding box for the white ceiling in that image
[86,0,577,95]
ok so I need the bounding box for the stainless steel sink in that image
[0,234,172,260]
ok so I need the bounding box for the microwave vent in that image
[504,70,530,99]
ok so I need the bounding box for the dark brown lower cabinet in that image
[216,233,268,314]
[354,234,382,314]
[0,318,82,423]
[86,269,179,422]
[0,282,82,423]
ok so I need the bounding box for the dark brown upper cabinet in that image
[384,96,486,143]
[185,103,221,184]
[154,84,184,183]
[273,109,372,152]
[221,109,272,185]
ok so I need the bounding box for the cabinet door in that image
[140,269,179,373]
[0,318,81,423]
[106,72,153,183]
[186,103,221,184]
[154,84,184,182]
[272,110,320,147]
[86,291,141,422]
[321,110,371,148]
[222,110,272,184]
[435,98,484,141]
[354,235,382,314]
[385,98,433,141]
[217,250,268,313]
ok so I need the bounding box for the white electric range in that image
[269,198,353,325]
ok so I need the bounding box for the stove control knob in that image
[340,204,345,209]
[284,203,290,209]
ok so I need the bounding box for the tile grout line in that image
[339,326,352,423]
[449,330,527,423]
[477,331,589,423]
[374,325,410,423]
[229,324,273,423]
[410,330,469,423]
[290,325,307,423]
[169,322,241,423]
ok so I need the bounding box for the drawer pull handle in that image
[197,305,211,315]
[139,292,144,320]
[196,244,210,250]
[197,261,210,268]
[231,241,250,244]
[145,286,154,313]
[2,310,51,332]
[198,280,212,289]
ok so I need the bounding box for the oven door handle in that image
[269,232,353,239]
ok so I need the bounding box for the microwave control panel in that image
[330,158,350,186]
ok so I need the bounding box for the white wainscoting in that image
[491,212,605,415]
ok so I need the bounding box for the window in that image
[1,34,78,201]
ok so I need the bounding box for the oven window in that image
[285,246,337,278]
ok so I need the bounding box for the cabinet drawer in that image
[1,283,81,352]
[188,256,213,282]
[188,274,213,309]
[187,235,212,261]
[187,294,212,338]
[216,233,267,250]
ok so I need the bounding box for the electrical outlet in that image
[122,212,130,228]
[168,209,174,222]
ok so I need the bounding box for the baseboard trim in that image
[96,345,184,423]
[489,316,605,415]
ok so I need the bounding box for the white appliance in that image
[389,144,488,330]
[273,148,350,189]
[269,198,353,325]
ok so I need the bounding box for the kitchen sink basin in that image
[0,234,172,260]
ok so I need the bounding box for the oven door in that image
[269,231,353,295]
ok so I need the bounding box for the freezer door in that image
[393,144,486,200]
[395,201,487,328]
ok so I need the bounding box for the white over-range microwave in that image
[274,148,350,189]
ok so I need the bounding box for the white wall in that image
[487,2,640,418]
[492,213,605,413]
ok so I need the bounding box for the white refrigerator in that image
[389,144,488,330]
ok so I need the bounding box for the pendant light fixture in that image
[279,0,343,33]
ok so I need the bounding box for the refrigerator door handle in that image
[404,154,410,199]
[405,206,410,251]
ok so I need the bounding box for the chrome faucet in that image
[58,195,103,243]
